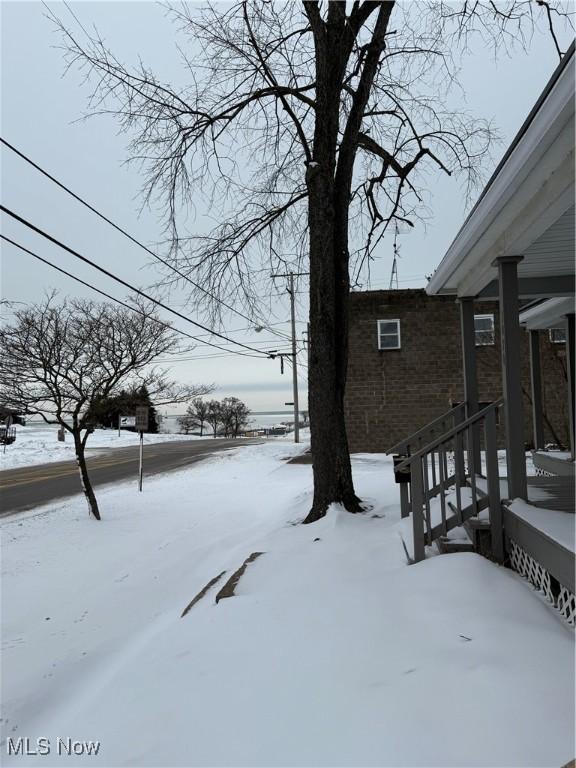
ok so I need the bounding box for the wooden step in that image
[463,518,493,559]
[445,496,494,558]
[464,517,491,530]
[466,476,488,493]
[436,536,475,555]
[447,494,489,523]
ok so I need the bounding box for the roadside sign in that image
[135,406,149,433]
[134,406,148,492]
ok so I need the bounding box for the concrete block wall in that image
[344,289,570,453]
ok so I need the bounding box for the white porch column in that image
[529,330,545,450]
[495,256,528,500]
[566,313,575,459]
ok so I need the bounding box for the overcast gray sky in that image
[1,2,572,413]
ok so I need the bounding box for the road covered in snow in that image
[2,440,574,767]
[0,424,209,471]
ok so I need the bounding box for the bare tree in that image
[177,411,195,435]
[0,295,211,520]
[178,397,211,435]
[220,397,251,437]
[54,1,571,522]
[206,400,223,438]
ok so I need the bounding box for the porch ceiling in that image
[521,206,575,278]
[427,43,575,300]
[476,207,575,300]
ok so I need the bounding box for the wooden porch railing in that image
[394,399,505,563]
[387,403,466,456]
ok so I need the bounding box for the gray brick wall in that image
[344,289,570,453]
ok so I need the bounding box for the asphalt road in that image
[0,438,261,516]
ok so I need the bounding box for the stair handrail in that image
[403,397,505,564]
[394,398,504,473]
[386,402,466,456]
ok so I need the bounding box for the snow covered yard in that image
[1,442,574,767]
[0,424,211,471]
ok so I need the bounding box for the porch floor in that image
[527,474,575,513]
[507,496,575,555]
[477,473,574,513]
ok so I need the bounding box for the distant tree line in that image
[178,397,250,438]
[86,385,160,434]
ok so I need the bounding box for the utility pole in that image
[271,271,308,444]
[389,221,400,290]
[288,272,300,444]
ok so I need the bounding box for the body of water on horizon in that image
[25,412,299,435]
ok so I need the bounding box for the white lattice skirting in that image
[509,539,576,627]
[534,467,555,477]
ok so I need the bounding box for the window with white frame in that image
[377,319,401,350]
[474,314,495,346]
[549,327,566,344]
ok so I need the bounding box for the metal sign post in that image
[138,431,144,492]
[3,415,12,455]
[135,406,149,492]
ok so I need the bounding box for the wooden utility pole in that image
[271,271,308,444]
[288,272,300,444]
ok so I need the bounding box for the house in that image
[0,406,26,426]
[385,42,575,625]
[0,407,22,445]
[344,288,569,453]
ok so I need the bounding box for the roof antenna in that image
[389,222,400,290]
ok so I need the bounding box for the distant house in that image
[345,289,569,454]
[0,406,26,426]
[0,406,23,444]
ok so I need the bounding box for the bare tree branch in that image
[0,295,211,519]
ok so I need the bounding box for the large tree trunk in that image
[73,431,101,520]
[303,16,362,523]
[303,3,393,524]
[303,166,361,524]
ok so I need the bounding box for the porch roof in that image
[427,42,575,300]
[519,297,575,330]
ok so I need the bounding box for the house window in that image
[549,328,566,344]
[377,319,401,350]
[474,314,495,346]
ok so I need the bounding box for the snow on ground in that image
[0,424,213,471]
[2,442,574,767]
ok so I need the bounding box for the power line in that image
[0,211,272,358]
[364,275,427,288]
[155,350,295,363]
[157,344,305,363]
[183,320,296,339]
[0,235,267,358]
[0,137,290,342]
[192,338,293,349]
